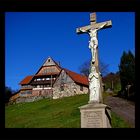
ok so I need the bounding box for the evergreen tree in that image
[119,50,135,98]
[5,86,13,104]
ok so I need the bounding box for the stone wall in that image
[12,89,53,104]
[32,89,53,98]
[75,84,89,95]
[53,70,88,99]
[53,82,88,99]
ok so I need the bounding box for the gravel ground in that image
[104,95,135,128]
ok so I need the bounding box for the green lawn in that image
[5,94,130,128]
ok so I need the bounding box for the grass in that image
[111,111,131,128]
[5,94,131,128]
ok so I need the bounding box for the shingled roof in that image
[63,68,89,86]
[19,75,33,85]
[19,69,89,86]
[19,57,88,86]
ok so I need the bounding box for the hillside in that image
[5,94,130,128]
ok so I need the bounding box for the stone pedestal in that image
[79,103,111,128]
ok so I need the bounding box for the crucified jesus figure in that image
[79,22,107,64]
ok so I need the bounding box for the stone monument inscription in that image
[83,111,102,128]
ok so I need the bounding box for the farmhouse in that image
[10,57,89,103]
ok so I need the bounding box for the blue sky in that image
[5,12,135,91]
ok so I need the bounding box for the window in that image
[46,78,50,80]
[24,91,32,94]
[80,85,83,91]
[44,85,48,87]
[48,58,50,62]
[60,85,64,91]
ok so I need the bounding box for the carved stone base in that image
[79,103,111,128]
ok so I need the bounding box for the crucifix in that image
[76,12,112,103]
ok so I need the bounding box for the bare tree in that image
[79,60,90,77]
[79,59,109,77]
[99,60,109,76]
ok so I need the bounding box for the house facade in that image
[10,57,89,103]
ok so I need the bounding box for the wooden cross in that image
[76,12,112,103]
[76,12,112,72]
[76,12,112,34]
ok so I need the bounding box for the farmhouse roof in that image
[19,69,89,86]
[63,68,89,86]
[19,75,33,85]
[35,57,62,75]
[19,57,88,86]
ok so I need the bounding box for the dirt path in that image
[104,95,135,128]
